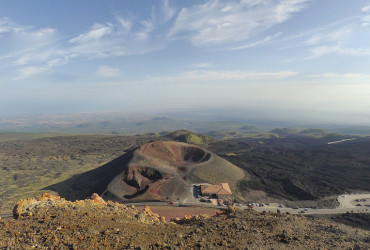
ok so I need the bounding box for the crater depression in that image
[102,141,246,202]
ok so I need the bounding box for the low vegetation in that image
[166,130,214,144]
[0,134,157,212]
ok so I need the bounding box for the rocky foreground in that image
[0,194,369,249]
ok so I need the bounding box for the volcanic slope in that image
[102,141,246,202]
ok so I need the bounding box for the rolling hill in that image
[165,130,214,144]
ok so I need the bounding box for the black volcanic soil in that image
[208,137,370,201]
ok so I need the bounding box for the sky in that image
[1,0,370,123]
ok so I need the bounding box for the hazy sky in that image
[1,0,370,123]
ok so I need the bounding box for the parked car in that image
[278,204,284,208]
[293,206,299,209]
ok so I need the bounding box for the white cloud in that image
[116,17,132,34]
[360,5,370,27]
[310,44,370,58]
[362,5,370,12]
[362,14,370,26]
[136,19,154,40]
[0,17,62,79]
[146,70,298,83]
[0,10,171,81]
[162,0,176,21]
[192,62,213,68]
[168,0,311,46]
[66,2,174,58]
[0,1,309,81]
[310,72,370,79]
[15,66,50,80]
[0,17,25,33]
[69,23,113,44]
[230,32,282,50]
[96,66,121,77]
[0,17,57,47]
[305,26,352,45]
[1,0,177,79]
[13,48,58,66]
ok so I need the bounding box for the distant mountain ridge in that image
[165,130,215,144]
[270,127,352,139]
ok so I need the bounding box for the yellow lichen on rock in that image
[37,193,61,201]
[11,193,166,227]
[171,213,210,224]
[136,205,167,224]
[13,197,38,218]
[90,193,106,204]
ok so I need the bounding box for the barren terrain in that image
[103,140,246,203]
[1,131,370,249]
[1,132,370,214]
[1,194,369,249]
[209,137,370,203]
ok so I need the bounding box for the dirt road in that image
[252,193,370,215]
[2,193,369,220]
[337,193,370,208]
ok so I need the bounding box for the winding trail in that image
[253,193,370,215]
[2,193,369,219]
[327,138,356,145]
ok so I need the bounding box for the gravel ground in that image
[1,194,369,249]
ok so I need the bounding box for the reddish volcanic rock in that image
[1,194,370,249]
[103,141,245,203]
